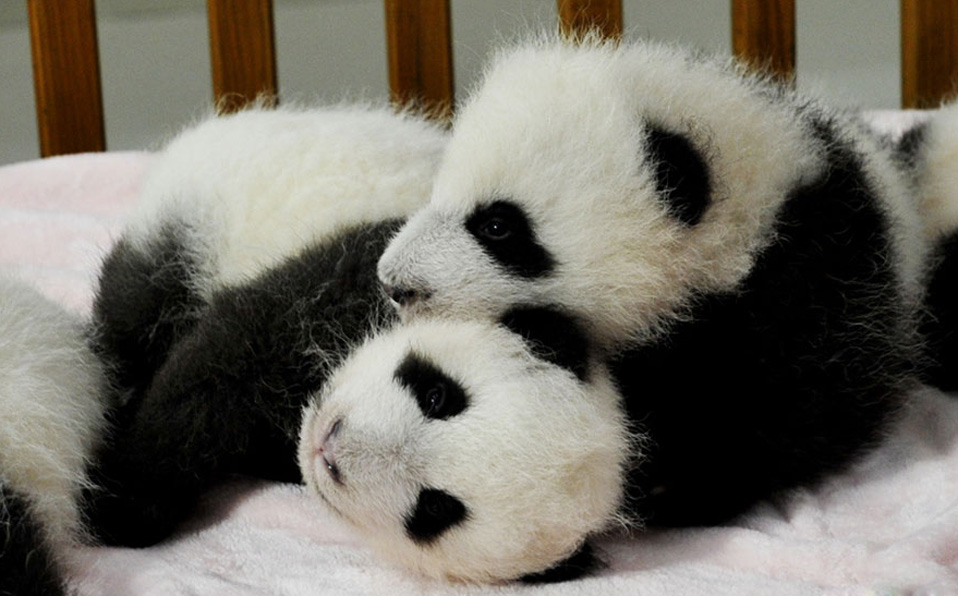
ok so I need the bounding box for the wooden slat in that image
[207,0,278,113]
[28,0,106,157]
[902,0,958,108]
[731,0,796,82]
[384,0,454,120]
[557,0,623,40]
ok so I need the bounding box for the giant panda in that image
[85,104,448,547]
[895,101,958,391]
[0,277,110,596]
[377,35,930,527]
[298,308,634,583]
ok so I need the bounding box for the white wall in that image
[0,0,899,165]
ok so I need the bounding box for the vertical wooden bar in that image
[557,0,623,40]
[207,0,278,113]
[731,0,796,82]
[902,0,958,108]
[28,0,106,157]
[384,0,454,120]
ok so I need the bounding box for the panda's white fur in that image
[908,101,958,241]
[127,103,447,297]
[298,318,632,583]
[902,100,958,391]
[86,104,451,548]
[0,276,109,592]
[379,35,927,349]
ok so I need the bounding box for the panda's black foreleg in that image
[0,481,66,596]
[90,225,205,401]
[85,285,315,547]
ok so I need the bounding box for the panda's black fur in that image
[923,231,958,392]
[616,119,916,525]
[0,485,64,595]
[81,42,958,585]
[377,37,933,534]
[86,219,401,546]
[82,104,449,546]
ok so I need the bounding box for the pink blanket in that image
[2,132,957,595]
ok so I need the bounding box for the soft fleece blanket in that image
[2,112,957,595]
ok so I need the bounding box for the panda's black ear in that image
[500,306,590,381]
[645,123,711,226]
[518,542,601,584]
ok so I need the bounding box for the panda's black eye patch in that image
[405,488,468,544]
[395,352,468,420]
[465,200,555,279]
[646,124,711,226]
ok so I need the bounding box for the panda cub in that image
[86,104,447,547]
[898,102,958,391]
[298,309,632,584]
[0,277,110,596]
[378,35,929,527]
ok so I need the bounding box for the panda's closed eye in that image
[405,488,468,544]
[465,200,555,279]
[395,352,468,419]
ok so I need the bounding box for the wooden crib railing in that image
[26,0,958,159]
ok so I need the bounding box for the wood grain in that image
[207,0,278,113]
[902,0,958,108]
[557,0,623,40]
[384,0,454,120]
[28,0,106,157]
[731,0,796,82]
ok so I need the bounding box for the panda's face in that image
[378,39,825,348]
[297,319,631,583]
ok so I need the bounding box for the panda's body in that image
[0,277,110,596]
[86,105,447,546]
[376,37,930,530]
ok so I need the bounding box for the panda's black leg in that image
[90,224,204,399]
[0,481,65,596]
[85,287,312,547]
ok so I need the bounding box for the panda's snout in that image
[383,283,430,307]
[319,418,344,485]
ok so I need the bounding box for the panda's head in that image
[297,308,634,583]
[378,37,824,348]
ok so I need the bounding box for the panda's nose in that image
[384,284,423,307]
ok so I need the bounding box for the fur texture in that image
[0,277,109,596]
[377,35,929,534]
[297,313,631,583]
[86,105,447,546]
[379,37,926,351]
[899,102,958,391]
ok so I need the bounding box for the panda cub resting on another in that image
[86,102,624,582]
[378,35,933,530]
[0,277,110,596]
